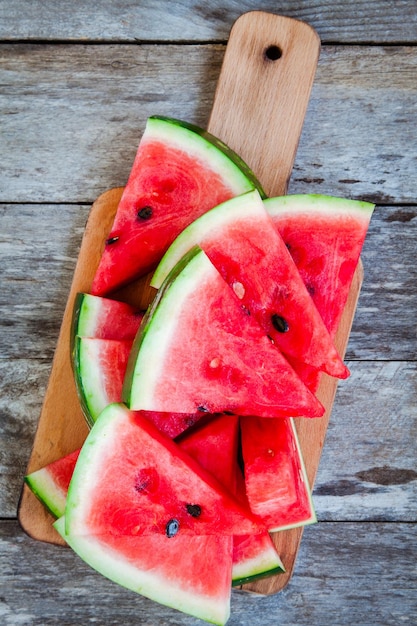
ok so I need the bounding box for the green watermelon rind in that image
[24,469,67,519]
[264,193,375,219]
[122,246,203,409]
[232,564,284,588]
[148,116,266,199]
[72,336,113,428]
[232,537,285,587]
[150,189,259,289]
[54,517,231,625]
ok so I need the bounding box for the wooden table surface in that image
[1,2,416,624]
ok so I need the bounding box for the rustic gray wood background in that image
[1,1,416,624]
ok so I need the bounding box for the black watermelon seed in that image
[166,518,180,538]
[271,314,289,333]
[197,405,209,413]
[137,206,153,220]
[105,235,120,245]
[186,504,202,518]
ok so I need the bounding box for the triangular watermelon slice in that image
[123,246,324,418]
[151,190,348,379]
[91,116,265,295]
[55,517,233,625]
[240,415,316,531]
[65,403,264,537]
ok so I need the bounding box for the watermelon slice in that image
[73,336,132,426]
[71,292,144,342]
[55,516,233,625]
[265,194,375,336]
[240,416,316,531]
[65,403,264,537]
[151,190,348,379]
[24,449,80,518]
[123,246,324,418]
[91,116,265,296]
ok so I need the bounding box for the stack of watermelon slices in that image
[25,116,375,625]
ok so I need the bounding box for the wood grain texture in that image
[1,0,417,43]
[4,520,416,625]
[2,44,416,204]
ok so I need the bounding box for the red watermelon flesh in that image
[65,403,264,537]
[123,247,325,419]
[265,194,375,335]
[55,517,233,625]
[151,190,348,379]
[72,292,144,342]
[91,116,264,296]
[265,194,375,391]
[177,414,239,494]
[25,449,80,519]
[177,413,285,585]
[240,416,316,531]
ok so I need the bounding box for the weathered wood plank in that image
[2,357,415,519]
[1,44,416,204]
[1,1,417,44]
[1,204,415,361]
[2,520,416,625]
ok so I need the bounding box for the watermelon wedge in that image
[91,116,265,295]
[240,416,316,531]
[24,449,80,518]
[265,194,375,335]
[73,336,132,426]
[55,516,233,625]
[123,246,324,418]
[71,292,144,342]
[65,403,264,537]
[151,190,348,379]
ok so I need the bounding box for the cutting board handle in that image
[208,11,321,196]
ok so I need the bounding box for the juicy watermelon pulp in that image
[91,116,265,296]
[265,194,374,336]
[265,194,375,391]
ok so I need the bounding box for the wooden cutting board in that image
[18,11,363,595]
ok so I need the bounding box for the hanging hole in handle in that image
[264,45,283,61]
